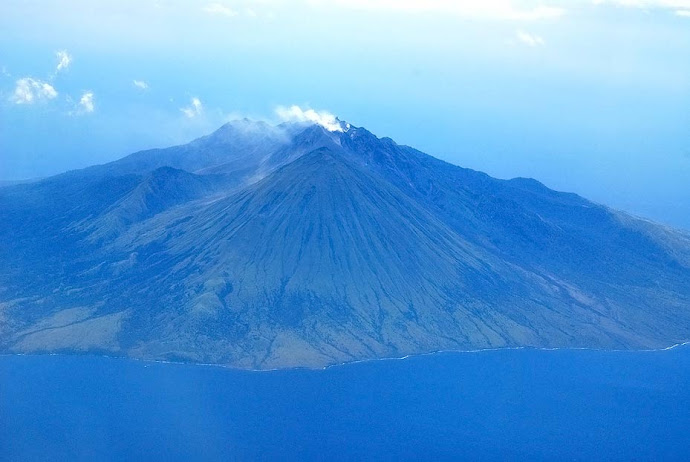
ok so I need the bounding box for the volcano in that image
[1,119,689,369]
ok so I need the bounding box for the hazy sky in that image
[1,0,689,228]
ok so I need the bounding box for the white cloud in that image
[55,50,72,73]
[319,0,689,19]
[79,91,95,113]
[203,3,238,17]
[323,0,566,20]
[11,77,58,104]
[592,0,690,9]
[516,30,545,46]
[133,79,149,90]
[1,66,10,78]
[181,97,203,118]
[275,105,344,132]
[676,9,690,15]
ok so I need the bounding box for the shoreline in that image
[1,340,689,373]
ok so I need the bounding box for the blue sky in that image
[1,0,689,228]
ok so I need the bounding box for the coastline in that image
[2,340,689,373]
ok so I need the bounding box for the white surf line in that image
[2,341,689,373]
[0,352,318,373]
[321,341,690,371]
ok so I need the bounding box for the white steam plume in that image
[275,105,343,132]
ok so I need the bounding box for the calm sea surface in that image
[2,346,690,461]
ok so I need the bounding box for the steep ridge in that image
[1,120,689,368]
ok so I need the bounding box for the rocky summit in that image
[1,119,689,369]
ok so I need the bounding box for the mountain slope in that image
[74,167,231,242]
[1,120,689,368]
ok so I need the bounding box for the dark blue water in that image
[2,347,690,461]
